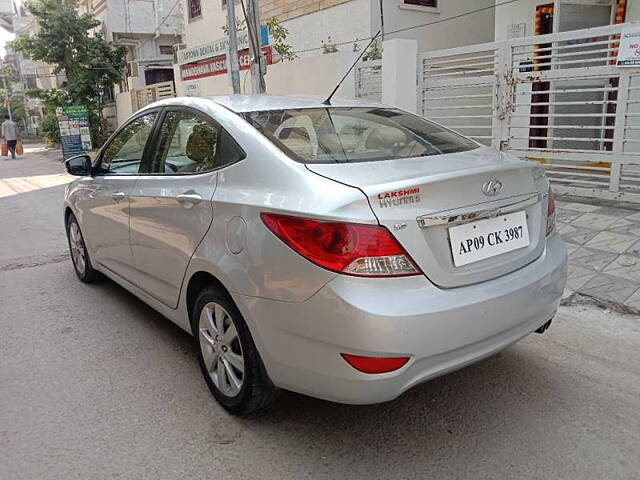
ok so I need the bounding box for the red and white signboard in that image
[617,26,640,67]
[181,46,273,81]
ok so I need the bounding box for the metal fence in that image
[355,59,382,102]
[421,23,640,203]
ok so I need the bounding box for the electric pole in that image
[226,0,241,94]
[379,0,385,41]
[247,0,265,93]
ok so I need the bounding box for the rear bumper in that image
[234,233,567,404]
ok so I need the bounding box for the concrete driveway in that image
[1,148,639,480]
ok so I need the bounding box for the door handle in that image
[111,192,126,203]
[176,193,202,206]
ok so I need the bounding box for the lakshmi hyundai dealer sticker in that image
[180,46,272,81]
[378,187,421,208]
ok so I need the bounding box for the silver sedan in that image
[63,95,567,415]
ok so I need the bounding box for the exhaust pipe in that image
[535,318,553,334]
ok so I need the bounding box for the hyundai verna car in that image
[63,95,567,415]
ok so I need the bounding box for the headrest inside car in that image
[278,127,311,140]
[365,127,408,150]
[186,124,217,162]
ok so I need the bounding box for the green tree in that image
[0,66,28,132]
[266,17,296,61]
[12,0,126,145]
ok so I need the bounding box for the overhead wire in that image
[290,0,524,55]
[8,0,525,79]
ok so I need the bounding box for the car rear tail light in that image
[341,354,410,374]
[260,213,421,277]
[546,187,556,236]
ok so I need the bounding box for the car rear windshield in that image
[242,107,478,164]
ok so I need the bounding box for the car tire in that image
[66,213,102,283]
[193,286,280,416]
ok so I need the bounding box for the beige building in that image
[173,0,496,99]
[78,0,183,128]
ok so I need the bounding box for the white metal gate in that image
[421,23,640,202]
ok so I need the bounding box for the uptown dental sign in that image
[179,27,272,81]
[180,46,273,81]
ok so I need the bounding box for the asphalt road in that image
[1,148,639,480]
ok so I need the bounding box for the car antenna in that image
[323,30,382,106]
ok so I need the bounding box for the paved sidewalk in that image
[557,197,640,311]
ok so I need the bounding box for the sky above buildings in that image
[0,28,15,57]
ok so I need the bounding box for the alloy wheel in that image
[69,221,86,276]
[198,302,245,397]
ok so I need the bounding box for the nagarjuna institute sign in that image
[180,46,273,81]
[179,29,273,81]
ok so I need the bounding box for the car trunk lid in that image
[306,147,547,288]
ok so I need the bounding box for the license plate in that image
[448,211,530,267]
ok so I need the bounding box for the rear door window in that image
[243,107,478,164]
[144,109,245,175]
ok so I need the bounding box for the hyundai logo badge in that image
[482,179,503,196]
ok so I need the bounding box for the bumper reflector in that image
[341,354,410,374]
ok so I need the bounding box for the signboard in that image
[617,27,640,67]
[56,105,92,159]
[507,23,527,55]
[507,23,526,39]
[184,82,201,97]
[177,26,270,65]
[181,46,273,81]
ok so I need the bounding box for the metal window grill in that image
[188,0,202,19]
[404,0,437,7]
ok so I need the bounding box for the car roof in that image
[203,94,385,113]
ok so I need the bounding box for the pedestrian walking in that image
[2,115,19,159]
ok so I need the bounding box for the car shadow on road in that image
[99,274,562,432]
[92,276,620,478]
[96,276,198,355]
[243,346,573,475]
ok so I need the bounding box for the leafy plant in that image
[221,18,247,35]
[362,38,382,61]
[0,66,35,135]
[266,17,296,61]
[12,0,126,145]
[321,36,338,54]
[39,111,60,145]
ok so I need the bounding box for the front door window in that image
[98,112,157,174]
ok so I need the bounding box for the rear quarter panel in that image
[181,100,378,303]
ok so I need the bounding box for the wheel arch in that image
[185,271,232,334]
[64,205,74,224]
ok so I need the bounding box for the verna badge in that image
[482,179,503,197]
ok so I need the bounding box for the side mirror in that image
[65,154,92,176]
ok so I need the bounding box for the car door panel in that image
[129,174,217,307]
[80,175,139,279]
[75,111,159,281]
[129,108,227,308]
